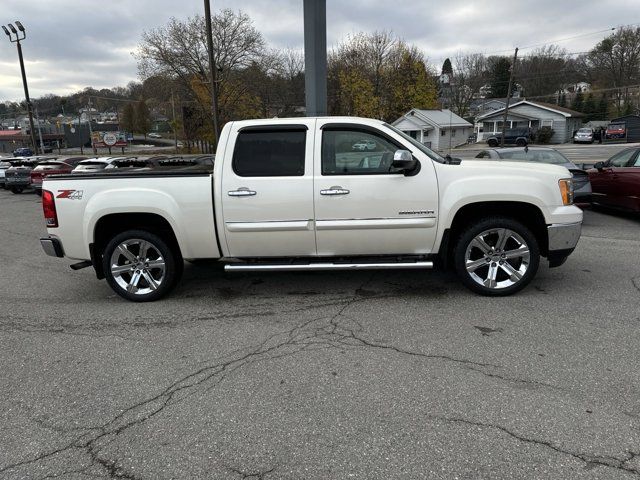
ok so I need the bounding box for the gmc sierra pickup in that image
[40,117,582,302]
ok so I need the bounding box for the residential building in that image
[476,100,583,144]
[392,108,473,152]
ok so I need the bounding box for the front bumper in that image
[547,222,581,267]
[40,236,64,258]
[548,222,581,251]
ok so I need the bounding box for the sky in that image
[0,0,638,102]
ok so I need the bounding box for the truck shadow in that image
[175,263,460,300]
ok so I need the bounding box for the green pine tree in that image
[488,57,511,98]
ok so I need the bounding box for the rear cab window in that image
[232,127,306,177]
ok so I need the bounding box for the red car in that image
[30,156,86,195]
[605,123,626,140]
[589,147,640,212]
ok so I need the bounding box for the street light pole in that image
[203,0,221,145]
[2,22,38,154]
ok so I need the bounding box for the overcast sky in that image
[0,0,637,101]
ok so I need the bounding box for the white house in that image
[392,108,473,152]
[475,100,583,144]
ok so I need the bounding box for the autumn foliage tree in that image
[328,31,437,121]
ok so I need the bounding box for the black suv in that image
[485,128,531,147]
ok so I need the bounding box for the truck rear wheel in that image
[487,139,498,147]
[11,186,24,194]
[453,217,539,296]
[102,229,181,302]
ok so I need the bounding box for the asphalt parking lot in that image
[1,188,639,479]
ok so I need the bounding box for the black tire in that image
[487,139,498,147]
[102,229,183,302]
[11,186,23,194]
[35,189,42,196]
[515,139,527,147]
[453,217,540,296]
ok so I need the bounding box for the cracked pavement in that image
[1,191,640,479]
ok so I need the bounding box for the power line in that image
[431,21,640,65]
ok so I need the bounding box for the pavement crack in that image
[225,465,275,479]
[428,415,640,475]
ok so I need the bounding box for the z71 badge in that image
[57,189,84,200]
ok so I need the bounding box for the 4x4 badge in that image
[57,189,84,200]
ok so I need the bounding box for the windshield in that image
[497,149,570,165]
[578,128,592,133]
[383,123,446,163]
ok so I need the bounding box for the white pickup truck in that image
[40,117,582,302]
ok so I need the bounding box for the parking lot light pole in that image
[2,21,38,154]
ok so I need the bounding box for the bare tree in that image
[516,45,579,100]
[584,26,640,113]
[135,9,266,123]
[449,52,487,117]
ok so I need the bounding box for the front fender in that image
[440,174,558,229]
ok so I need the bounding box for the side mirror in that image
[392,149,417,171]
[594,161,604,171]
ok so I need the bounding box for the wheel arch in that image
[439,201,548,268]
[91,213,183,279]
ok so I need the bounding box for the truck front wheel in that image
[453,217,540,296]
[102,229,182,302]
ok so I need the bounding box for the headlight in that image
[558,178,574,205]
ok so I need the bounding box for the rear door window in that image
[232,129,306,177]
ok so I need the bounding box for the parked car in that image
[485,128,531,147]
[40,116,582,302]
[148,133,162,139]
[474,147,592,207]
[5,156,53,193]
[352,139,376,151]
[573,128,594,144]
[13,147,34,157]
[155,155,215,171]
[106,157,162,170]
[589,147,640,212]
[72,157,137,173]
[30,157,87,195]
[605,123,626,140]
[0,158,12,189]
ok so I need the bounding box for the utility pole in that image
[87,97,95,154]
[204,0,221,144]
[171,90,178,153]
[501,47,518,148]
[35,107,45,153]
[2,22,38,154]
[303,0,327,116]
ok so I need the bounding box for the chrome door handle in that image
[228,188,256,197]
[320,186,350,196]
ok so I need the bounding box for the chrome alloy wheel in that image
[464,228,530,290]
[109,238,166,295]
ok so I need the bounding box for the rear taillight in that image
[42,190,58,228]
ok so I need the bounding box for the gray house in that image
[392,108,473,152]
[476,100,583,144]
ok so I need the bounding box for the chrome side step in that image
[224,261,433,272]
